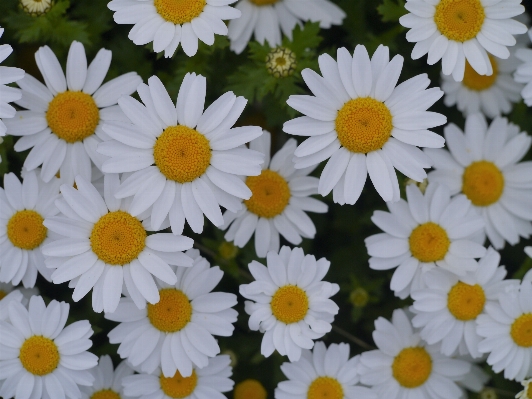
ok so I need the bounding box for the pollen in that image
[266,47,297,78]
[154,0,206,25]
[510,313,532,348]
[244,169,291,218]
[7,210,47,250]
[307,377,344,399]
[392,347,433,388]
[250,0,278,5]
[335,97,393,154]
[90,390,121,399]
[234,379,267,399]
[46,91,100,143]
[270,285,309,324]
[447,281,486,321]
[147,289,192,333]
[462,161,504,206]
[409,222,450,263]
[19,336,60,376]
[160,369,197,399]
[434,0,485,43]
[90,211,146,265]
[462,56,498,91]
[153,125,211,183]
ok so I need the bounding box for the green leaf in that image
[377,0,407,22]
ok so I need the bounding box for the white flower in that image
[358,308,471,399]
[399,0,527,81]
[365,183,485,299]
[516,378,532,399]
[0,171,60,288]
[81,356,136,399]
[275,341,377,399]
[105,249,237,378]
[107,0,241,57]
[227,0,345,54]
[283,45,446,204]
[122,355,233,399]
[240,246,339,362]
[0,283,38,322]
[222,132,327,258]
[425,113,532,249]
[515,29,532,106]
[99,74,264,234]
[41,174,194,313]
[477,279,532,381]
[0,296,98,399]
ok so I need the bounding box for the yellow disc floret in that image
[409,222,450,263]
[90,211,146,265]
[46,91,100,143]
[335,97,393,154]
[307,377,343,399]
[392,347,432,388]
[250,0,278,5]
[462,161,504,206]
[434,0,486,43]
[7,210,47,250]
[90,390,121,399]
[19,336,60,376]
[270,285,309,324]
[154,0,206,25]
[511,313,532,348]
[463,56,498,91]
[234,379,267,399]
[160,370,197,399]
[153,125,211,183]
[147,289,192,333]
[244,169,291,218]
[447,281,486,321]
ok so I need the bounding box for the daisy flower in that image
[411,247,511,358]
[227,0,345,54]
[358,308,471,399]
[4,41,142,186]
[275,341,378,399]
[107,0,241,58]
[516,378,532,399]
[20,0,53,15]
[81,356,135,399]
[515,29,532,106]
[104,249,237,378]
[283,45,446,204]
[122,355,233,399]
[365,182,486,299]
[99,74,264,234]
[222,132,327,258]
[477,279,532,381]
[399,0,527,81]
[0,171,60,288]
[0,296,98,399]
[240,246,339,362]
[0,283,24,322]
[425,113,532,249]
[41,174,194,313]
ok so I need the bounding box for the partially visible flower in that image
[20,0,53,16]
[350,287,369,308]
[266,47,297,78]
[455,355,490,398]
[234,379,266,399]
[515,29,532,106]
[516,378,532,399]
[81,356,136,399]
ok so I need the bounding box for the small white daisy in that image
[399,0,528,81]
[365,182,485,299]
[41,174,194,313]
[105,249,237,378]
[99,74,264,234]
[81,355,136,399]
[425,113,532,249]
[516,378,532,399]
[283,45,446,204]
[477,279,532,381]
[240,246,339,362]
[275,341,377,399]
[108,0,241,57]
[227,0,345,54]
[222,132,327,258]
[0,296,98,399]
[515,29,532,106]
[358,308,471,399]
[4,41,142,186]
[122,355,233,399]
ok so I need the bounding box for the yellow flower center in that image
[0,290,7,300]
[307,377,343,399]
[447,281,486,321]
[147,289,192,333]
[90,211,146,266]
[409,222,450,263]
[434,0,485,42]
[160,370,197,399]
[335,97,393,154]
[266,47,297,78]
[7,210,47,250]
[19,336,60,376]
[462,56,498,91]
[153,125,212,184]
[510,313,532,347]
[46,91,100,143]
[154,0,206,25]
[90,390,121,399]
[392,347,432,388]
[462,161,504,207]
[250,0,278,5]
[244,169,291,218]
[234,379,267,399]
[270,285,309,324]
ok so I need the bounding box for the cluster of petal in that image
[515,29,532,106]
[80,356,135,399]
